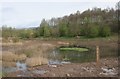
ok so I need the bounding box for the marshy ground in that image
[1,36,119,77]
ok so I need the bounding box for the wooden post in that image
[96,46,100,66]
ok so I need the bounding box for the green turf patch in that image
[60,47,89,52]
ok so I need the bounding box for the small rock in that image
[66,73,70,77]
[82,67,89,72]
[49,65,57,68]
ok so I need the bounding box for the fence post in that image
[96,46,100,66]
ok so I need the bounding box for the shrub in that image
[99,26,111,37]
[87,25,99,38]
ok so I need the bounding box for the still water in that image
[48,48,96,64]
[47,46,118,64]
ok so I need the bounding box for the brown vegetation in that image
[26,57,48,67]
[3,61,16,67]
[2,51,26,62]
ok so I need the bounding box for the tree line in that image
[2,3,119,40]
[34,7,118,38]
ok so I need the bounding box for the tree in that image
[80,24,99,38]
[43,25,51,37]
[39,19,51,37]
[39,19,46,36]
[59,21,68,37]
[51,27,59,37]
[39,26,44,36]
[87,25,99,37]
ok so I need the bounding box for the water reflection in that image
[16,61,27,71]
[48,48,96,63]
[48,46,118,64]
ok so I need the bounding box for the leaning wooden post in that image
[96,46,100,66]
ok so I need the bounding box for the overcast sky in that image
[0,0,119,28]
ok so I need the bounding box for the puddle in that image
[100,67,117,76]
[16,61,27,71]
[48,60,61,65]
[2,61,27,74]
[48,59,71,65]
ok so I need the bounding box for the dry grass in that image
[2,51,17,61]
[16,41,56,58]
[2,51,26,62]
[2,61,16,67]
[17,54,27,61]
[57,41,69,45]
[2,40,56,68]
[26,57,48,67]
[2,42,23,46]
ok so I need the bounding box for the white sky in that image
[0,0,119,28]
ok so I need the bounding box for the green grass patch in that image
[60,47,89,52]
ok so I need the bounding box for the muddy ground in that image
[7,57,118,77]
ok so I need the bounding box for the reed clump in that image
[26,57,48,67]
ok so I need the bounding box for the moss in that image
[60,47,89,52]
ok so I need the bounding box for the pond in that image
[47,46,96,64]
[2,45,118,76]
[47,45,118,64]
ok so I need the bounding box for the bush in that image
[99,26,111,37]
[19,29,34,39]
[81,24,99,38]
[87,25,99,38]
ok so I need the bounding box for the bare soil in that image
[7,57,118,77]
